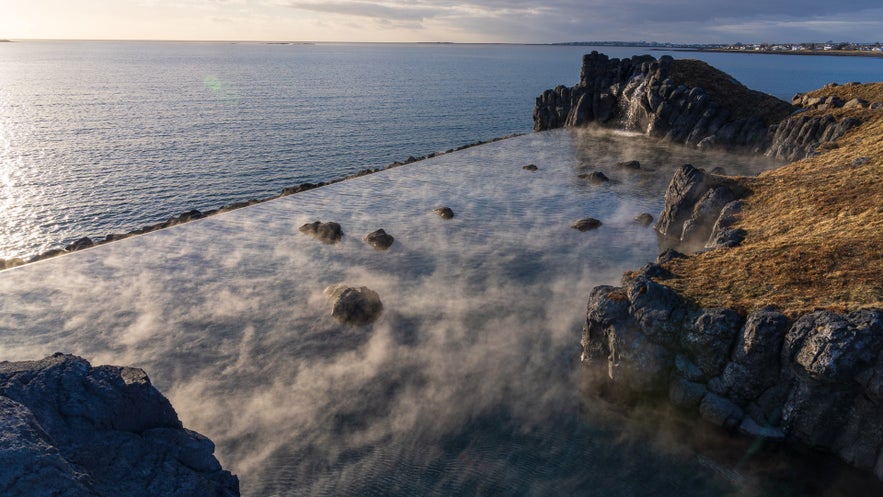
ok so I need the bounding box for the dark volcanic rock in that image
[655,165,748,252]
[299,221,344,244]
[580,263,883,481]
[578,171,610,183]
[325,285,384,326]
[634,213,654,226]
[615,160,641,170]
[534,51,792,153]
[433,207,455,220]
[364,229,395,251]
[572,218,603,231]
[655,164,709,240]
[65,237,94,252]
[0,354,239,497]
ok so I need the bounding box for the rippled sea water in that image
[2,41,882,260]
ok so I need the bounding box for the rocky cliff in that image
[582,265,883,479]
[558,54,883,480]
[581,155,883,479]
[534,51,866,160]
[0,353,239,497]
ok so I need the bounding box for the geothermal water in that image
[0,129,872,496]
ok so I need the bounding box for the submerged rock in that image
[634,213,654,226]
[615,160,641,170]
[299,221,343,244]
[433,207,455,220]
[0,353,239,497]
[572,218,603,231]
[325,285,384,326]
[579,171,610,184]
[364,229,395,251]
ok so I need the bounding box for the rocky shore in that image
[0,353,239,497]
[537,53,883,479]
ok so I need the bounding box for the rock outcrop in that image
[654,164,748,253]
[534,51,863,160]
[581,267,883,480]
[0,353,239,497]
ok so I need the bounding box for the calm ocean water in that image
[1,41,881,260]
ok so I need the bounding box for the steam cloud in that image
[0,129,787,496]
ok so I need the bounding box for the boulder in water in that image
[325,285,384,326]
[433,207,454,220]
[299,221,343,244]
[572,218,603,231]
[364,229,395,251]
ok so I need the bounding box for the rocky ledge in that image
[0,353,239,497]
[554,53,883,480]
[534,51,874,160]
[582,265,883,480]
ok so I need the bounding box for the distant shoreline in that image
[690,48,883,58]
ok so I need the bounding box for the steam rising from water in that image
[2,129,838,496]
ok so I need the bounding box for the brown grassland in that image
[657,84,883,317]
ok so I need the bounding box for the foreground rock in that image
[0,354,239,497]
[299,221,344,244]
[325,285,384,326]
[581,265,883,480]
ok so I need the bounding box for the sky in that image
[2,0,882,44]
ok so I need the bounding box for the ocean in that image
[1,41,881,261]
[2,42,883,496]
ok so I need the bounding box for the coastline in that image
[534,51,882,481]
[693,48,883,58]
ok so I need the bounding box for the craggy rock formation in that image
[581,267,883,480]
[534,51,862,160]
[0,354,239,497]
[534,51,790,150]
[325,285,384,326]
[299,221,344,244]
[654,164,748,253]
[767,114,861,161]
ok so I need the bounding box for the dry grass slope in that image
[658,83,883,317]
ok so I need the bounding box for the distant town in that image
[553,40,883,56]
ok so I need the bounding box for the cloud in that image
[286,1,442,22]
